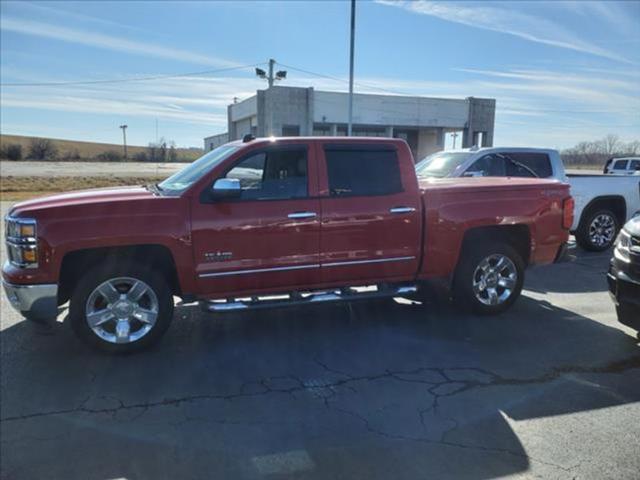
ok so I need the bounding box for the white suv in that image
[604,157,640,175]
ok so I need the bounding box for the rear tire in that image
[69,261,174,353]
[453,242,525,315]
[576,208,619,252]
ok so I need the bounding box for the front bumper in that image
[2,280,58,321]
[607,265,640,330]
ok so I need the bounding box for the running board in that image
[201,284,418,313]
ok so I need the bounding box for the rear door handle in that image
[390,207,416,214]
[288,211,317,219]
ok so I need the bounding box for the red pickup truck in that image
[3,137,574,352]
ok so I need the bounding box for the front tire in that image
[69,261,174,353]
[576,208,619,252]
[453,242,525,315]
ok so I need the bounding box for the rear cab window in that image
[467,152,553,178]
[324,147,403,197]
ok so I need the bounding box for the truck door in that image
[317,143,422,285]
[191,143,321,296]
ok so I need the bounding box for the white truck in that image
[416,147,640,251]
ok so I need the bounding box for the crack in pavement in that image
[1,355,638,425]
[324,399,580,474]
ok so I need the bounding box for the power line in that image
[0,63,266,87]
[277,62,408,96]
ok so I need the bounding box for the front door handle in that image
[390,207,416,214]
[288,211,317,219]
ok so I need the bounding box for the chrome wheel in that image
[472,254,518,306]
[588,213,616,248]
[85,277,159,344]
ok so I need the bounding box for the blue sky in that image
[1,0,638,149]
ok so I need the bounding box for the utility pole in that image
[451,131,459,149]
[347,0,356,136]
[119,124,128,158]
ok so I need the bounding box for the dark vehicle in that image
[608,214,640,336]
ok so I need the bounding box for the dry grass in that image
[1,175,164,201]
[0,134,203,162]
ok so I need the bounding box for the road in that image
[1,200,639,480]
[1,161,184,178]
[0,161,607,179]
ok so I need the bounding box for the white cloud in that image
[1,17,239,67]
[376,1,634,64]
[2,65,638,148]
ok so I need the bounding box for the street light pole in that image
[347,0,356,136]
[119,124,128,159]
[268,58,275,88]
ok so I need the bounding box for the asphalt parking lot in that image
[1,200,639,480]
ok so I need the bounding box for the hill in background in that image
[0,134,203,162]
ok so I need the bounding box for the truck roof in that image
[227,136,408,148]
[444,146,559,155]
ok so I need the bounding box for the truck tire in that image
[576,208,619,252]
[69,261,174,353]
[453,242,525,315]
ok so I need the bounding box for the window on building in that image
[353,127,386,137]
[613,160,629,170]
[324,148,402,197]
[313,124,331,136]
[225,148,308,200]
[282,125,300,136]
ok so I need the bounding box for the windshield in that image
[158,144,239,193]
[415,151,472,178]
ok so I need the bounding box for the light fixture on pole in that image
[255,59,287,88]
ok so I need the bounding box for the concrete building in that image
[205,86,495,160]
[203,132,229,152]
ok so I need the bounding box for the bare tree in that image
[28,138,58,160]
[602,134,622,155]
[561,134,640,167]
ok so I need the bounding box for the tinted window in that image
[467,154,506,176]
[614,160,629,170]
[325,148,402,197]
[630,160,640,171]
[225,148,308,200]
[505,152,552,177]
[416,151,472,178]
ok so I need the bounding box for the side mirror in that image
[212,178,241,200]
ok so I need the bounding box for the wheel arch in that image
[578,195,626,229]
[452,224,531,290]
[58,244,181,305]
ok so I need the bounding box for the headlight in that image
[614,229,631,263]
[5,217,38,268]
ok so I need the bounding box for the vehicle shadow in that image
[524,249,612,294]
[1,294,638,480]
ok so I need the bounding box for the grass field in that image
[0,134,203,162]
[1,175,163,201]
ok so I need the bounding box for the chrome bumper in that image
[2,280,58,321]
